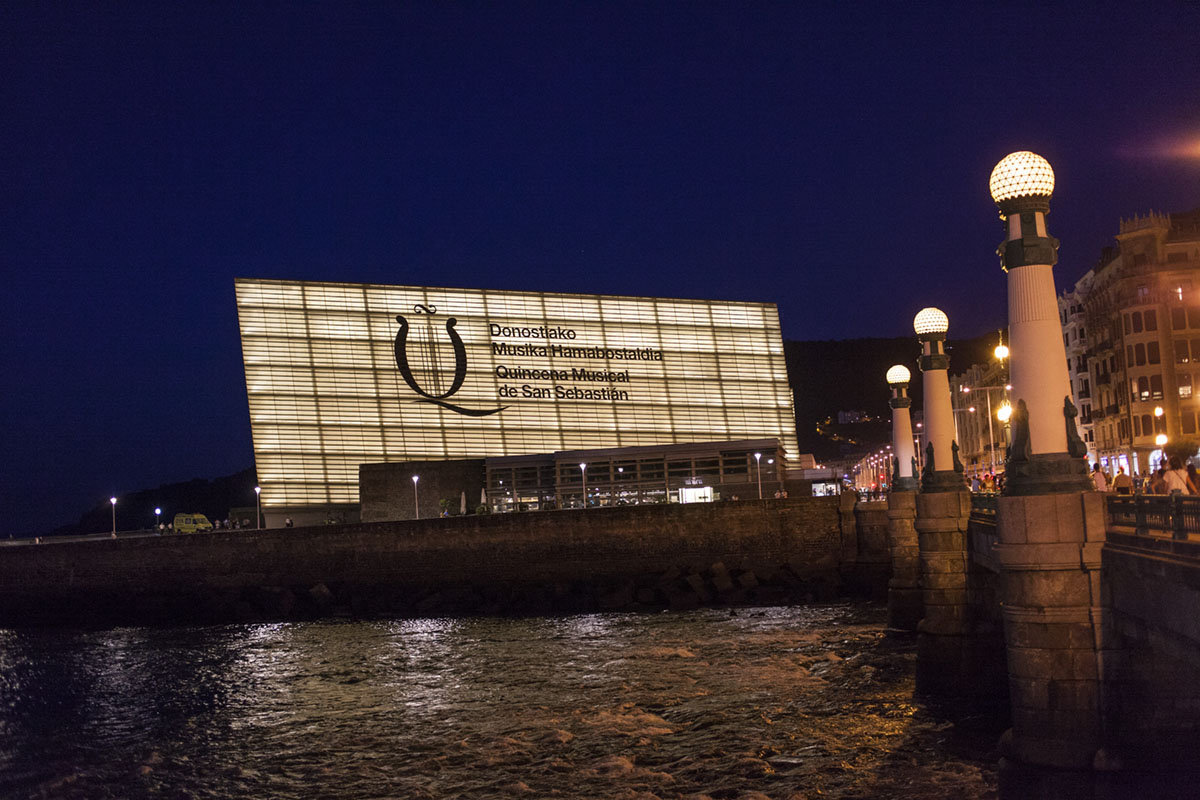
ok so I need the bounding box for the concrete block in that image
[1048,679,1100,712]
[997,496,1028,544]
[1007,646,1075,679]
[1053,493,1086,543]
[1080,492,1107,542]
[1010,676,1051,710]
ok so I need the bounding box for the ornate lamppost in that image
[887,365,919,491]
[989,151,1090,493]
[914,307,963,491]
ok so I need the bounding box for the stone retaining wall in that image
[0,497,858,627]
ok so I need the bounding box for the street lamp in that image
[579,463,587,508]
[914,307,961,491]
[254,485,262,529]
[754,452,762,499]
[411,475,419,519]
[887,364,918,491]
[963,385,1006,476]
[110,496,117,537]
[155,507,162,531]
[1155,433,1168,469]
[990,150,1090,493]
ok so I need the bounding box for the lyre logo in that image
[393,305,506,417]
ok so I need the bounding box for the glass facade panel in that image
[237,279,799,509]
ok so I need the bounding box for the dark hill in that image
[53,468,258,537]
[785,331,1004,461]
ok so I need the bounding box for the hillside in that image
[785,331,1004,462]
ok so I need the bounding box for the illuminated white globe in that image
[914,307,949,336]
[886,364,911,385]
[989,151,1055,203]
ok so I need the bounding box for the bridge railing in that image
[1106,493,1200,540]
[970,492,998,520]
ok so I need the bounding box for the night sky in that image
[3,3,1198,535]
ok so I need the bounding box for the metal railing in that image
[970,492,999,519]
[1107,493,1200,540]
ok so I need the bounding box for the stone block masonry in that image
[0,497,859,628]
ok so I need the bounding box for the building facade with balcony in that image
[1060,271,1096,462]
[949,354,1009,482]
[1062,208,1200,477]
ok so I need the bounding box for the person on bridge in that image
[1091,464,1108,492]
[1112,467,1133,495]
[1163,456,1197,495]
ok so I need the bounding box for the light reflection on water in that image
[0,603,999,799]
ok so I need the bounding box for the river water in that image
[0,602,1001,799]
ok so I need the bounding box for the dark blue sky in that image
[3,2,1198,534]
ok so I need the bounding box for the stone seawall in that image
[0,497,858,627]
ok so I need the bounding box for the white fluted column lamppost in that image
[887,365,919,492]
[914,307,962,491]
[989,151,1090,493]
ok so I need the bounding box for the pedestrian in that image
[285,517,293,528]
[1149,468,1168,494]
[970,475,981,492]
[1112,467,1133,495]
[1163,456,1197,494]
[1091,463,1108,492]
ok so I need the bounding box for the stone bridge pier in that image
[994,492,1108,771]
[913,489,1006,697]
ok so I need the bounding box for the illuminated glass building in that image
[236,279,799,522]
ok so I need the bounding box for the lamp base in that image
[921,469,966,493]
[1003,452,1092,496]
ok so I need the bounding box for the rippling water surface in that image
[0,602,999,799]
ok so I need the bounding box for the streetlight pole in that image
[254,485,262,529]
[887,364,918,491]
[754,452,762,499]
[411,475,419,519]
[110,496,117,537]
[989,150,1090,493]
[155,507,161,532]
[914,307,962,491]
[963,386,1008,476]
[579,463,587,508]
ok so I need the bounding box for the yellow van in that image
[173,513,214,533]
